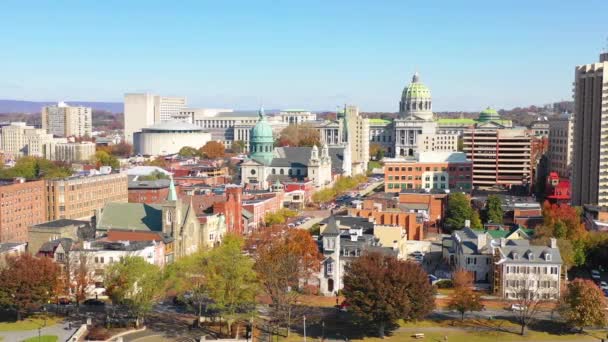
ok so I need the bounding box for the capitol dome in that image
[478,107,501,122]
[399,72,433,121]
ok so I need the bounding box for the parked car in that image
[412,255,424,262]
[511,304,526,312]
[600,281,608,291]
[287,223,295,228]
[83,299,105,306]
[592,269,601,280]
[410,251,425,258]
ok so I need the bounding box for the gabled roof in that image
[323,216,341,236]
[97,202,163,232]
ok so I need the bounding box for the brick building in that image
[383,151,472,193]
[242,192,284,230]
[46,171,128,221]
[128,177,171,204]
[213,185,243,235]
[398,190,449,226]
[0,178,46,243]
[347,207,424,240]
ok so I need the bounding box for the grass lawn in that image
[21,336,58,342]
[0,315,61,332]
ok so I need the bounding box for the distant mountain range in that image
[0,100,123,113]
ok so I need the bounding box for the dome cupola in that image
[249,107,275,165]
[399,72,433,121]
[478,107,501,122]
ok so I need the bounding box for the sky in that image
[0,0,606,112]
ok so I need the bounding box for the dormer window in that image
[512,252,518,260]
[545,253,552,261]
[528,252,534,261]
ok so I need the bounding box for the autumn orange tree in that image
[559,278,607,332]
[0,254,59,320]
[247,225,322,336]
[278,124,320,147]
[200,141,226,159]
[343,252,435,338]
[447,269,484,320]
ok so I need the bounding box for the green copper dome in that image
[478,107,501,122]
[402,73,431,100]
[251,107,274,143]
[250,107,275,165]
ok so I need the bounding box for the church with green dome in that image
[239,108,346,190]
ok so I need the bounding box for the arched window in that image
[280,169,284,175]
[272,169,276,175]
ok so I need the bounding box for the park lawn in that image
[22,336,58,342]
[366,330,599,342]
[0,315,61,332]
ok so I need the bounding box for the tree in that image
[144,157,168,168]
[510,273,557,335]
[471,211,483,229]
[138,170,170,181]
[484,195,504,224]
[278,124,320,147]
[105,257,162,327]
[178,146,200,158]
[369,143,384,161]
[248,226,322,336]
[204,235,258,335]
[539,201,586,241]
[164,251,210,320]
[559,279,607,332]
[445,193,476,232]
[91,150,120,169]
[342,252,435,338]
[232,140,246,154]
[448,270,484,320]
[0,156,72,180]
[200,141,226,159]
[0,254,59,320]
[263,209,298,226]
[110,142,133,157]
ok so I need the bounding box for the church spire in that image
[167,176,177,201]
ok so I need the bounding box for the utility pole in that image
[303,315,307,342]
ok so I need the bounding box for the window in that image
[545,253,552,261]
[388,167,393,171]
[327,262,333,275]
[250,169,256,175]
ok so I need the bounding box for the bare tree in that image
[507,273,558,335]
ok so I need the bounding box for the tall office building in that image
[344,105,370,174]
[548,113,573,178]
[124,93,186,143]
[571,52,608,206]
[41,102,92,138]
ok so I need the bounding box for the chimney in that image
[500,237,506,247]
[550,238,557,249]
[464,219,470,228]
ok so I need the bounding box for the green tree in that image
[164,251,210,320]
[445,193,475,232]
[471,211,483,229]
[204,235,258,335]
[263,209,298,226]
[485,195,504,224]
[138,170,170,181]
[0,157,72,180]
[342,252,435,338]
[559,279,607,332]
[178,146,200,158]
[91,150,119,169]
[105,257,162,327]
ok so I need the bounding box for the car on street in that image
[511,304,526,312]
[592,269,601,280]
[600,281,608,291]
[410,251,425,258]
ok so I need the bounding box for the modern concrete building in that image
[54,141,96,163]
[41,102,92,138]
[0,178,46,243]
[383,151,472,192]
[46,171,128,221]
[417,133,459,152]
[548,113,573,178]
[1,122,64,159]
[571,53,608,206]
[133,121,212,156]
[279,109,317,124]
[463,123,532,190]
[344,105,370,174]
[124,93,187,143]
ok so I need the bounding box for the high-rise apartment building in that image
[1,122,63,159]
[344,105,370,174]
[548,113,573,178]
[124,93,186,143]
[463,127,532,189]
[571,53,608,206]
[41,102,92,138]
[46,172,128,221]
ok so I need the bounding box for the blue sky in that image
[0,0,606,112]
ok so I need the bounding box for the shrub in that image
[435,279,454,289]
